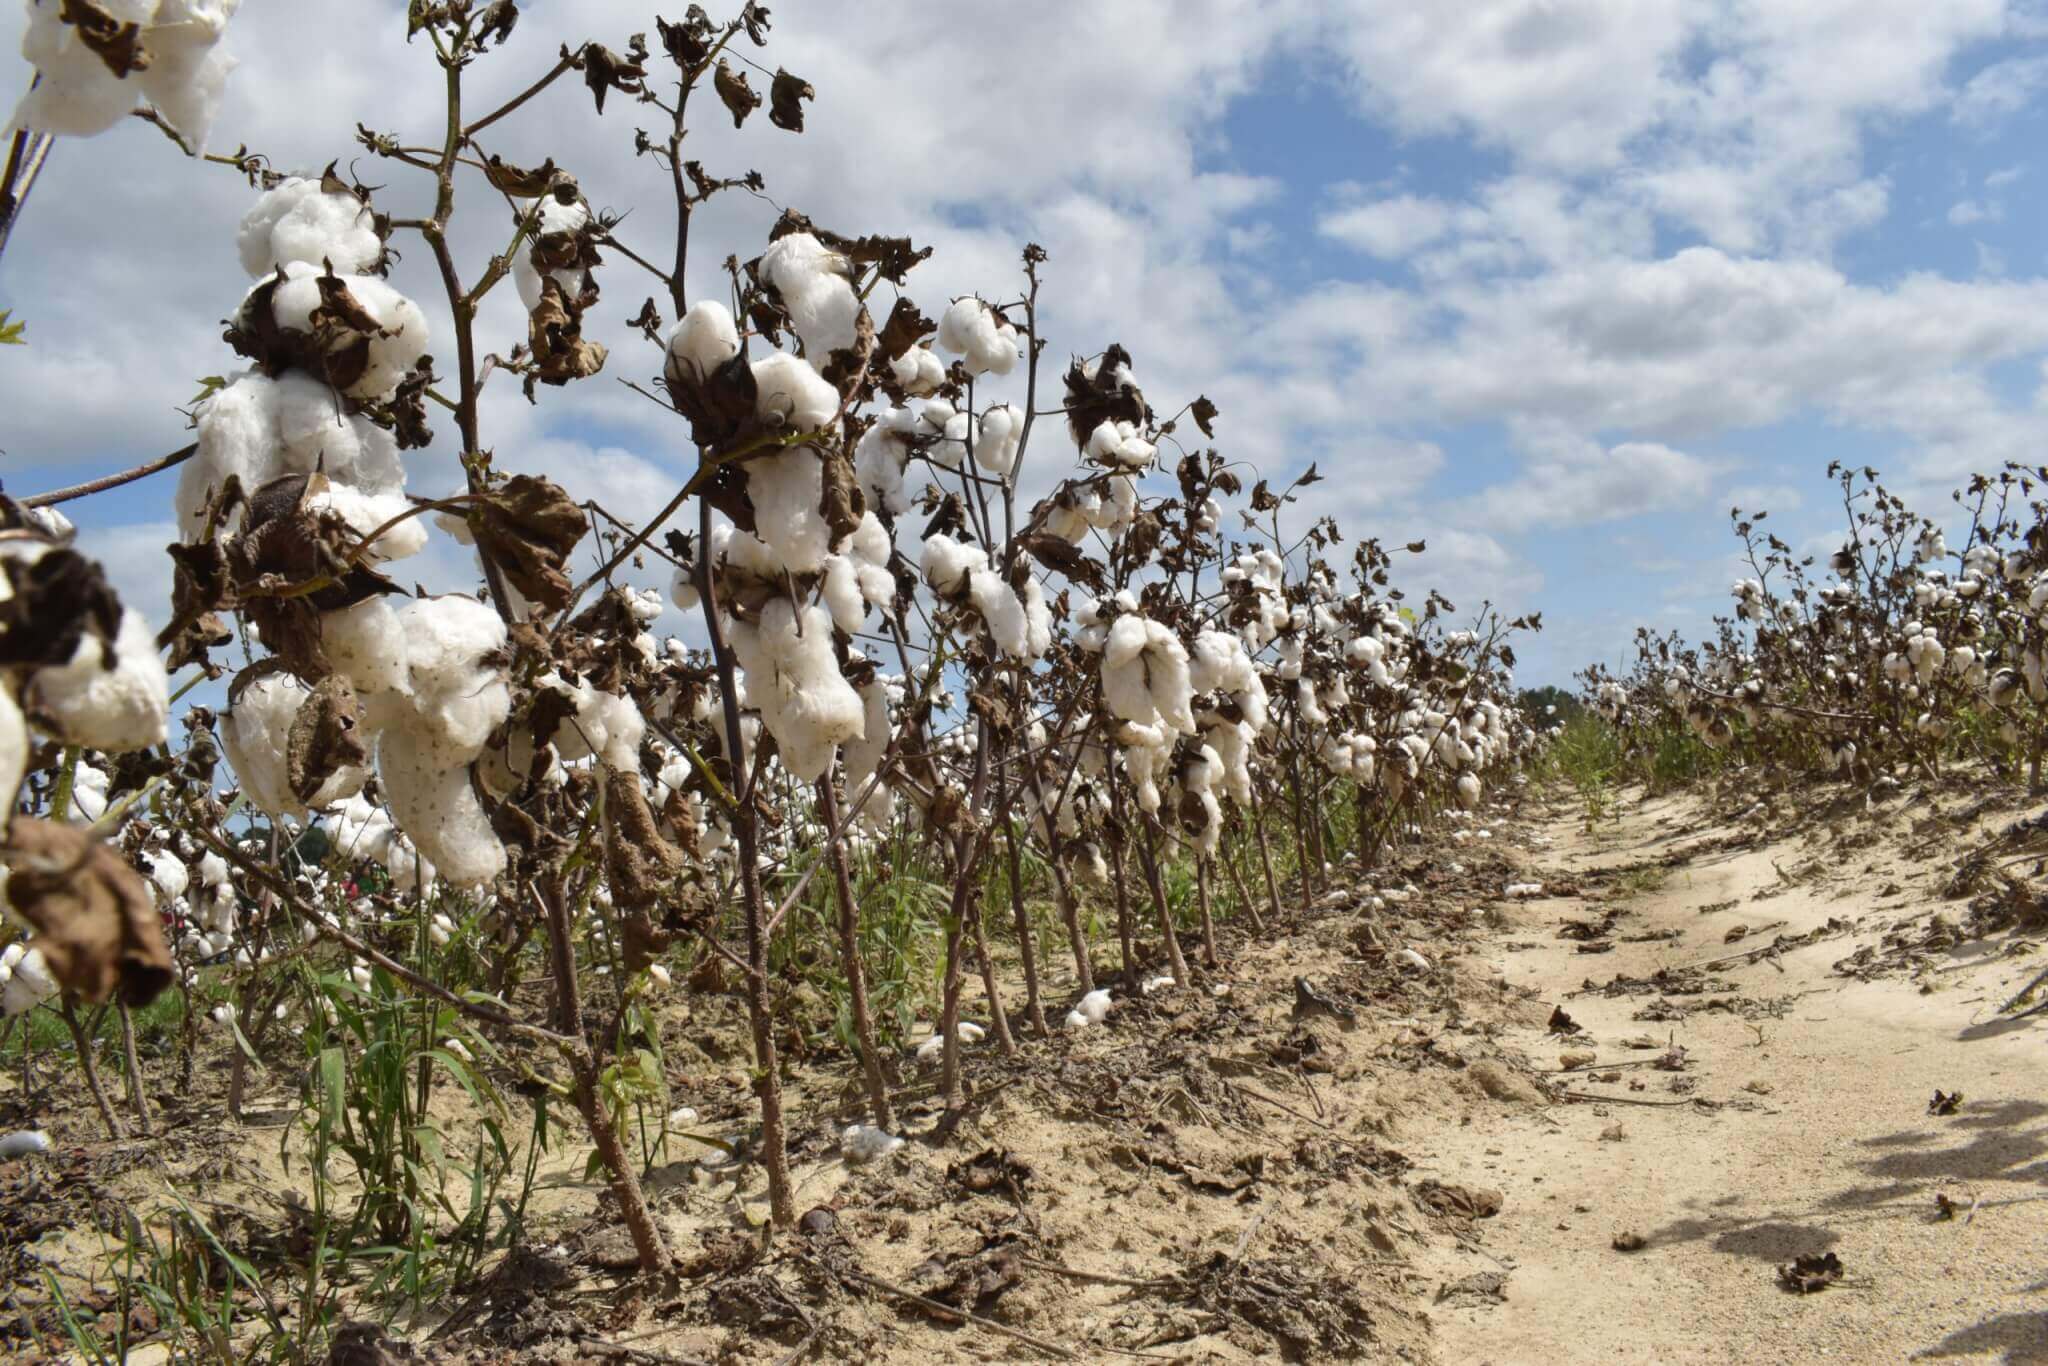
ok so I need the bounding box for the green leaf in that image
[0,310,24,346]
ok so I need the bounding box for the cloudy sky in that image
[6,0,2048,685]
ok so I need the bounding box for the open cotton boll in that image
[968,570,1037,659]
[752,352,840,433]
[541,673,645,772]
[0,947,56,1017]
[746,445,835,575]
[669,563,701,612]
[1456,772,1482,810]
[725,600,864,782]
[664,299,741,387]
[921,534,986,596]
[0,689,25,837]
[1075,988,1114,1024]
[973,404,1023,476]
[1084,419,1154,469]
[841,1124,904,1163]
[223,671,363,817]
[306,482,427,562]
[10,7,146,137]
[512,197,595,312]
[322,598,411,698]
[379,713,504,888]
[760,233,859,357]
[143,849,191,906]
[396,596,511,761]
[253,263,430,401]
[24,609,169,752]
[238,175,382,276]
[889,345,946,396]
[854,421,913,517]
[1102,617,1196,734]
[936,297,1018,376]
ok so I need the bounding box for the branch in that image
[21,443,199,508]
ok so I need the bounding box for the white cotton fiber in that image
[746,445,833,575]
[889,345,945,395]
[321,598,412,698]
[726,600,864,782]
[760,232,860,357]
[237,175,380,276]
[24,610,169,752]
[752,352,840,432]
[936,298,1017,377]
[665,299,741,385]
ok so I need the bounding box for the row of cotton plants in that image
[1582,462,2048,789]
[0,0,1544,1283]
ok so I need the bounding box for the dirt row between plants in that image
[6,778,2045,1363]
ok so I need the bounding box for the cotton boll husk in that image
[726,600,863,782]
[25,609,169,752]
[255,263,429,401]
[746,445,834,574]
[752,352,840,432]
[664,300,741,385]
[238,175,381,276]
[378,715,503,889]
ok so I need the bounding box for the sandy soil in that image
[1426,787,2048,1366]
[4,777,2044,1363]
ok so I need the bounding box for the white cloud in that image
[1317,194,1453,257]
[1468,437,1715,530]
[1953,52,2048,124]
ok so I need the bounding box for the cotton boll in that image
[968,570,1035,659]
[254,263,430,402]
[0,689,25,837]
[1075,988,1114,1024]
[973,404,1022,476]
[664,300,741,385]
[669,563,701,612]
[0,948,57,1017]
[25,609,169,752]
[396,596,511,763]
[760,233,860,357]
[752,352,840,432]
[315,599,409,701]
[223,671,361,817]
[379,713,504,888]
[1455,773,1482,810]
[921,534,986,596]
[936,297,1018,376]
[840,1123,904,1162]
[238,175,382,276]
[512,197,595,312]
[854,421,913,517]
[888,345,946,396]
[10,17,142,137]
[746,445,834,574]
[726,600,864,782]
[143,849,190,906]
[133,0,242,151]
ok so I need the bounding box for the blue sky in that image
[8,1,2048,687]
